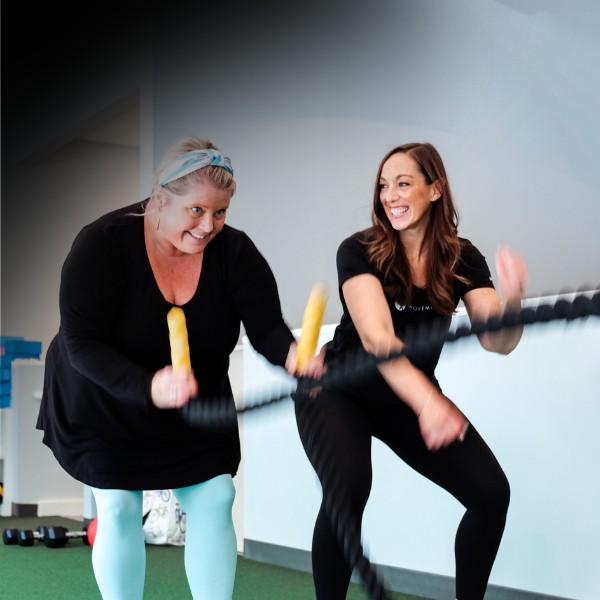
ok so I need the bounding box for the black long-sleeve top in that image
[37,202,295,490]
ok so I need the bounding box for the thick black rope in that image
[180,289,600,425]
[294,384,392,599]
[178,288,599,599]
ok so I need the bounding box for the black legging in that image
[295,384,510,600]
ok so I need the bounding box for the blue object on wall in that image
[0,336,42,408]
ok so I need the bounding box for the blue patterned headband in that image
[159,149,234,185]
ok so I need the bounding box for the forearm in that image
[478,297,523,355]
[247,322,296,368]
[64,331,154,405]
[357,322,434,414]
[378,356,438,415]
[478,243,529,355]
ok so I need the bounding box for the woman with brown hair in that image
[295,142,528,600]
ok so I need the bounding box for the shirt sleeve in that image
[228,232,295,368]
[58,223,154,407]
[336,233,377,288]
[456,239,495,299]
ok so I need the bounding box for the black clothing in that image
[295,230,508,600]
[331,230,494,378]
[296,388,510,600]
[38,202,294,490]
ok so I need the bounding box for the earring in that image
[156,193,164,230]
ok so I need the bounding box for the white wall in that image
[1,140,139,359]
[0,361,84,517]
[242,313,600,600]
[150,0,600,329]
[4,3,599,336]
[229,344,245,553]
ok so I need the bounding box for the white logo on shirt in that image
[394,301,432,312]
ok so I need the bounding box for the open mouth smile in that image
[189,231,210,240]
[389,207,408,216]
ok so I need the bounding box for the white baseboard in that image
[37,498,84,518]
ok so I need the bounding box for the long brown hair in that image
[364,142,467,315]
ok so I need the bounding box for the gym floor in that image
[0,515,427,600]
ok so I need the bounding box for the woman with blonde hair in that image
[38,136,313,599]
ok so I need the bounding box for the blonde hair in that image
[151,136,236,200]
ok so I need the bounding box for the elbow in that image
[360,333,401,357]
[495,346,513,356]
[477,331,521,355]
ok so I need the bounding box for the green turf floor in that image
[0,516,429,600]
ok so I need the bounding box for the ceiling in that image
[79,102,140,149]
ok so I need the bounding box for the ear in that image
[155,187,168,207]
[430,179,444,202]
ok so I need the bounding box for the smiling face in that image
[378,152,440,237]
[155,181,231,255]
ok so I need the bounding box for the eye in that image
[191,206,204,215]
[214,208,227,219]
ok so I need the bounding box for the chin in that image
[389,220,408,232]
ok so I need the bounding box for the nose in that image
[383,185,398,204]
[196,213,214,234]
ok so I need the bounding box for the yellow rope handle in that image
[167,306,191,373]
[296,283,329,372]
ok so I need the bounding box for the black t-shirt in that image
[330,230,494,379]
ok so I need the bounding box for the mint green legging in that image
[90,474,237,600]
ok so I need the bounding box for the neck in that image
[144,211,188,259]
[400,230,426,261]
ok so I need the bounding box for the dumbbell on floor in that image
[43,519,98,548]
[2,525,47,546]
[18,526,50,546]
[2,518,97,548]
[2,528,19,545]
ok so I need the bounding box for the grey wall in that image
[3,0,599,342]
[243,318,600,599]
[1,141,139,356]
[1,5,149,166]
[1,6,148,356]
[149,0,600,328]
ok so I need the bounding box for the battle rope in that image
[178,287,599,599]
[180,288,600,426]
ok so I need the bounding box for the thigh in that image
[374,410,509,511]
[295,390,373,503]
[91,488,144,519]
[174,475,235,515]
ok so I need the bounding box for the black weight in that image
[2,528,19,545]
[44,526,70,548]
[44,525,91,548]
[18,529,42,547]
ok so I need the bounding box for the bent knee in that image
[205,475,236,510]
[176,474,236,514]
[92,489,143,525]
[323,475,371,516]
[479,471,510,517]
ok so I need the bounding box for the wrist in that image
[504,297,522,310]
[417,387,434,419]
